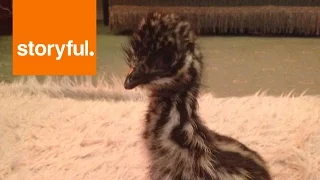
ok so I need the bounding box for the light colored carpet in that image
[0,76,319,180]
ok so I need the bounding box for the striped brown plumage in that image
[123,12,272,180]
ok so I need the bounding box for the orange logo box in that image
[13,0,96,75]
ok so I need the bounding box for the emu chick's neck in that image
[142,62,271,180]
[144,71,207,152]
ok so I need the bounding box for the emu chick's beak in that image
[124,67,146,90]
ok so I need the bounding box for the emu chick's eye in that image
[150,47,175,69]
[155,55,171,69]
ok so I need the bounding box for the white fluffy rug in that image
[0,76,319,180]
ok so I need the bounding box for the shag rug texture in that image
[0,76,319,180]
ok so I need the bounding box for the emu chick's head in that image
[123,12,202,92]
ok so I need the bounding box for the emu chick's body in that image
[123,12,271,180]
